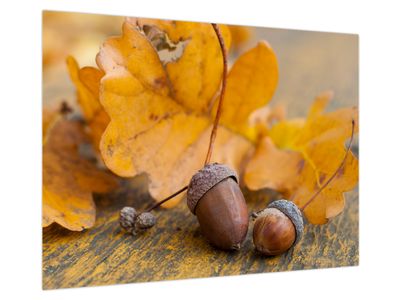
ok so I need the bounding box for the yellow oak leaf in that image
[218,41,279,141]
[292,151,358,224]
[267,118,305,150]
[244,91,358,224]
[128,18,232,113]
[66,56,109,150]
[95,20,278,206]
[43,113,118,230]
[247,104,287,139]
[268,91,335,150]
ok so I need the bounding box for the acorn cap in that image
[187,163,238,214]
[268,199,304,246]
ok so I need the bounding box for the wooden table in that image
[42,25,359,289]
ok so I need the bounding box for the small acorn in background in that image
[252,199,304,256]
[187,163,249,250]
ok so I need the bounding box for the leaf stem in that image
[204,23,228,165]
[300,119,355,212]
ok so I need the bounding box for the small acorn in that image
[135,212,156,231]
[252,199,304,256]
[119,207,156,235]
[119,206,137,232]
[187,163,249,250]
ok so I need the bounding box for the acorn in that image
[119,207,156,235]
[120,207,138,232]
[252,199,304,256]
[187,163,249,250]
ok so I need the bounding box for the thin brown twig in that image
[204,23,228,165]
[146,185,188,212]
[300,119,355,211]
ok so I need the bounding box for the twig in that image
[146,186,188,212]
[204,23,228,165]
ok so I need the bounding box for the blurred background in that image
[43,11,123,109]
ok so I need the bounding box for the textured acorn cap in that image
[187,163,238,214]
[268,199,304,246]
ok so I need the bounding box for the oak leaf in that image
[244,91,359,224]
[94,19,278,206]
[129,17,232,113]
[217,40,279,141]
[42,111,118,230]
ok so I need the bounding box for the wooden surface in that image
[42,23,359,289]
[43,181,358,289]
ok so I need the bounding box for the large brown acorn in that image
[187,163,249,250]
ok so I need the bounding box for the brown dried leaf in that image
[245,92,359,224]
[42,114,118,230]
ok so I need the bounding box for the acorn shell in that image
[187,163,238,214]
[268,199,304,246]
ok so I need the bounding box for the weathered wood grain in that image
[42,24,359,289]
[42,179,358,289]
